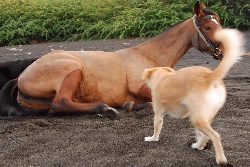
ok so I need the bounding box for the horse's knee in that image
[50,98,70,113]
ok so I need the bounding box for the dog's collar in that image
[192,15,222,60]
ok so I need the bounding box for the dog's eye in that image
[204,26,211,30]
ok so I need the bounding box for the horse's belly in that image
[73,84,141,107]
[18,92,52,110]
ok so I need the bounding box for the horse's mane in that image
[167,20,185,30]
[202,8,220,23]
[143,7,220,41]
[148,20,186,39]
[153,8,220,37]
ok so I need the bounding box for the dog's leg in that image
[145,108,165,141]
[191,129,210,150]
[192,120,227,165]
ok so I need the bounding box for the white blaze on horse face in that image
[211,18,219,25]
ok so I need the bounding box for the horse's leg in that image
[50,69,119,119]
[122,101,152,112]
[123,83,152,112]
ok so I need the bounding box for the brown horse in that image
[0,2,223,117]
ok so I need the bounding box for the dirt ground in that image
[0,32,249,167]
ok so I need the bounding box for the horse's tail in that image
[0,79,21,116]
[207,29,245,85]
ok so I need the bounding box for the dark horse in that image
[0,58,37,89]
[0,2,223,118]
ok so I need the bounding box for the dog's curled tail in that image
[208,29,245,84]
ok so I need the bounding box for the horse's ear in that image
[193,1,206,18]
[200,2,206,10]
[193,1,200,15]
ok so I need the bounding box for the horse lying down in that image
[0,58,37,89]
[0,2,223,118]
[142,29,244,166]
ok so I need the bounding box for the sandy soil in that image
[0,32,249,167]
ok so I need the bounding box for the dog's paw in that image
[191,142,204,150]
[217,156,228,167]
[217,162,232,167]
[144,136,158,141]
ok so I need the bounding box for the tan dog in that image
[142,29,245,166]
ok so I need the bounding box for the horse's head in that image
[191,1,223,60]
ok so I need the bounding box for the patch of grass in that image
[0,0,249,46]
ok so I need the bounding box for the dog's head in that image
[142,67,175,88]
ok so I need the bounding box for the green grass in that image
[0,0,249,46]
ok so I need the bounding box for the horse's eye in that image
[204,26,211,30]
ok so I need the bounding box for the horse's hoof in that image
[218,162,233,167]
[102,107,120,119]
[122,101,135,112]
[96,104,120,119]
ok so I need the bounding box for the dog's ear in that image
[142,68,155,80]
[161,67,175,73]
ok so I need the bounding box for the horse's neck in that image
[132,18,194,68]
